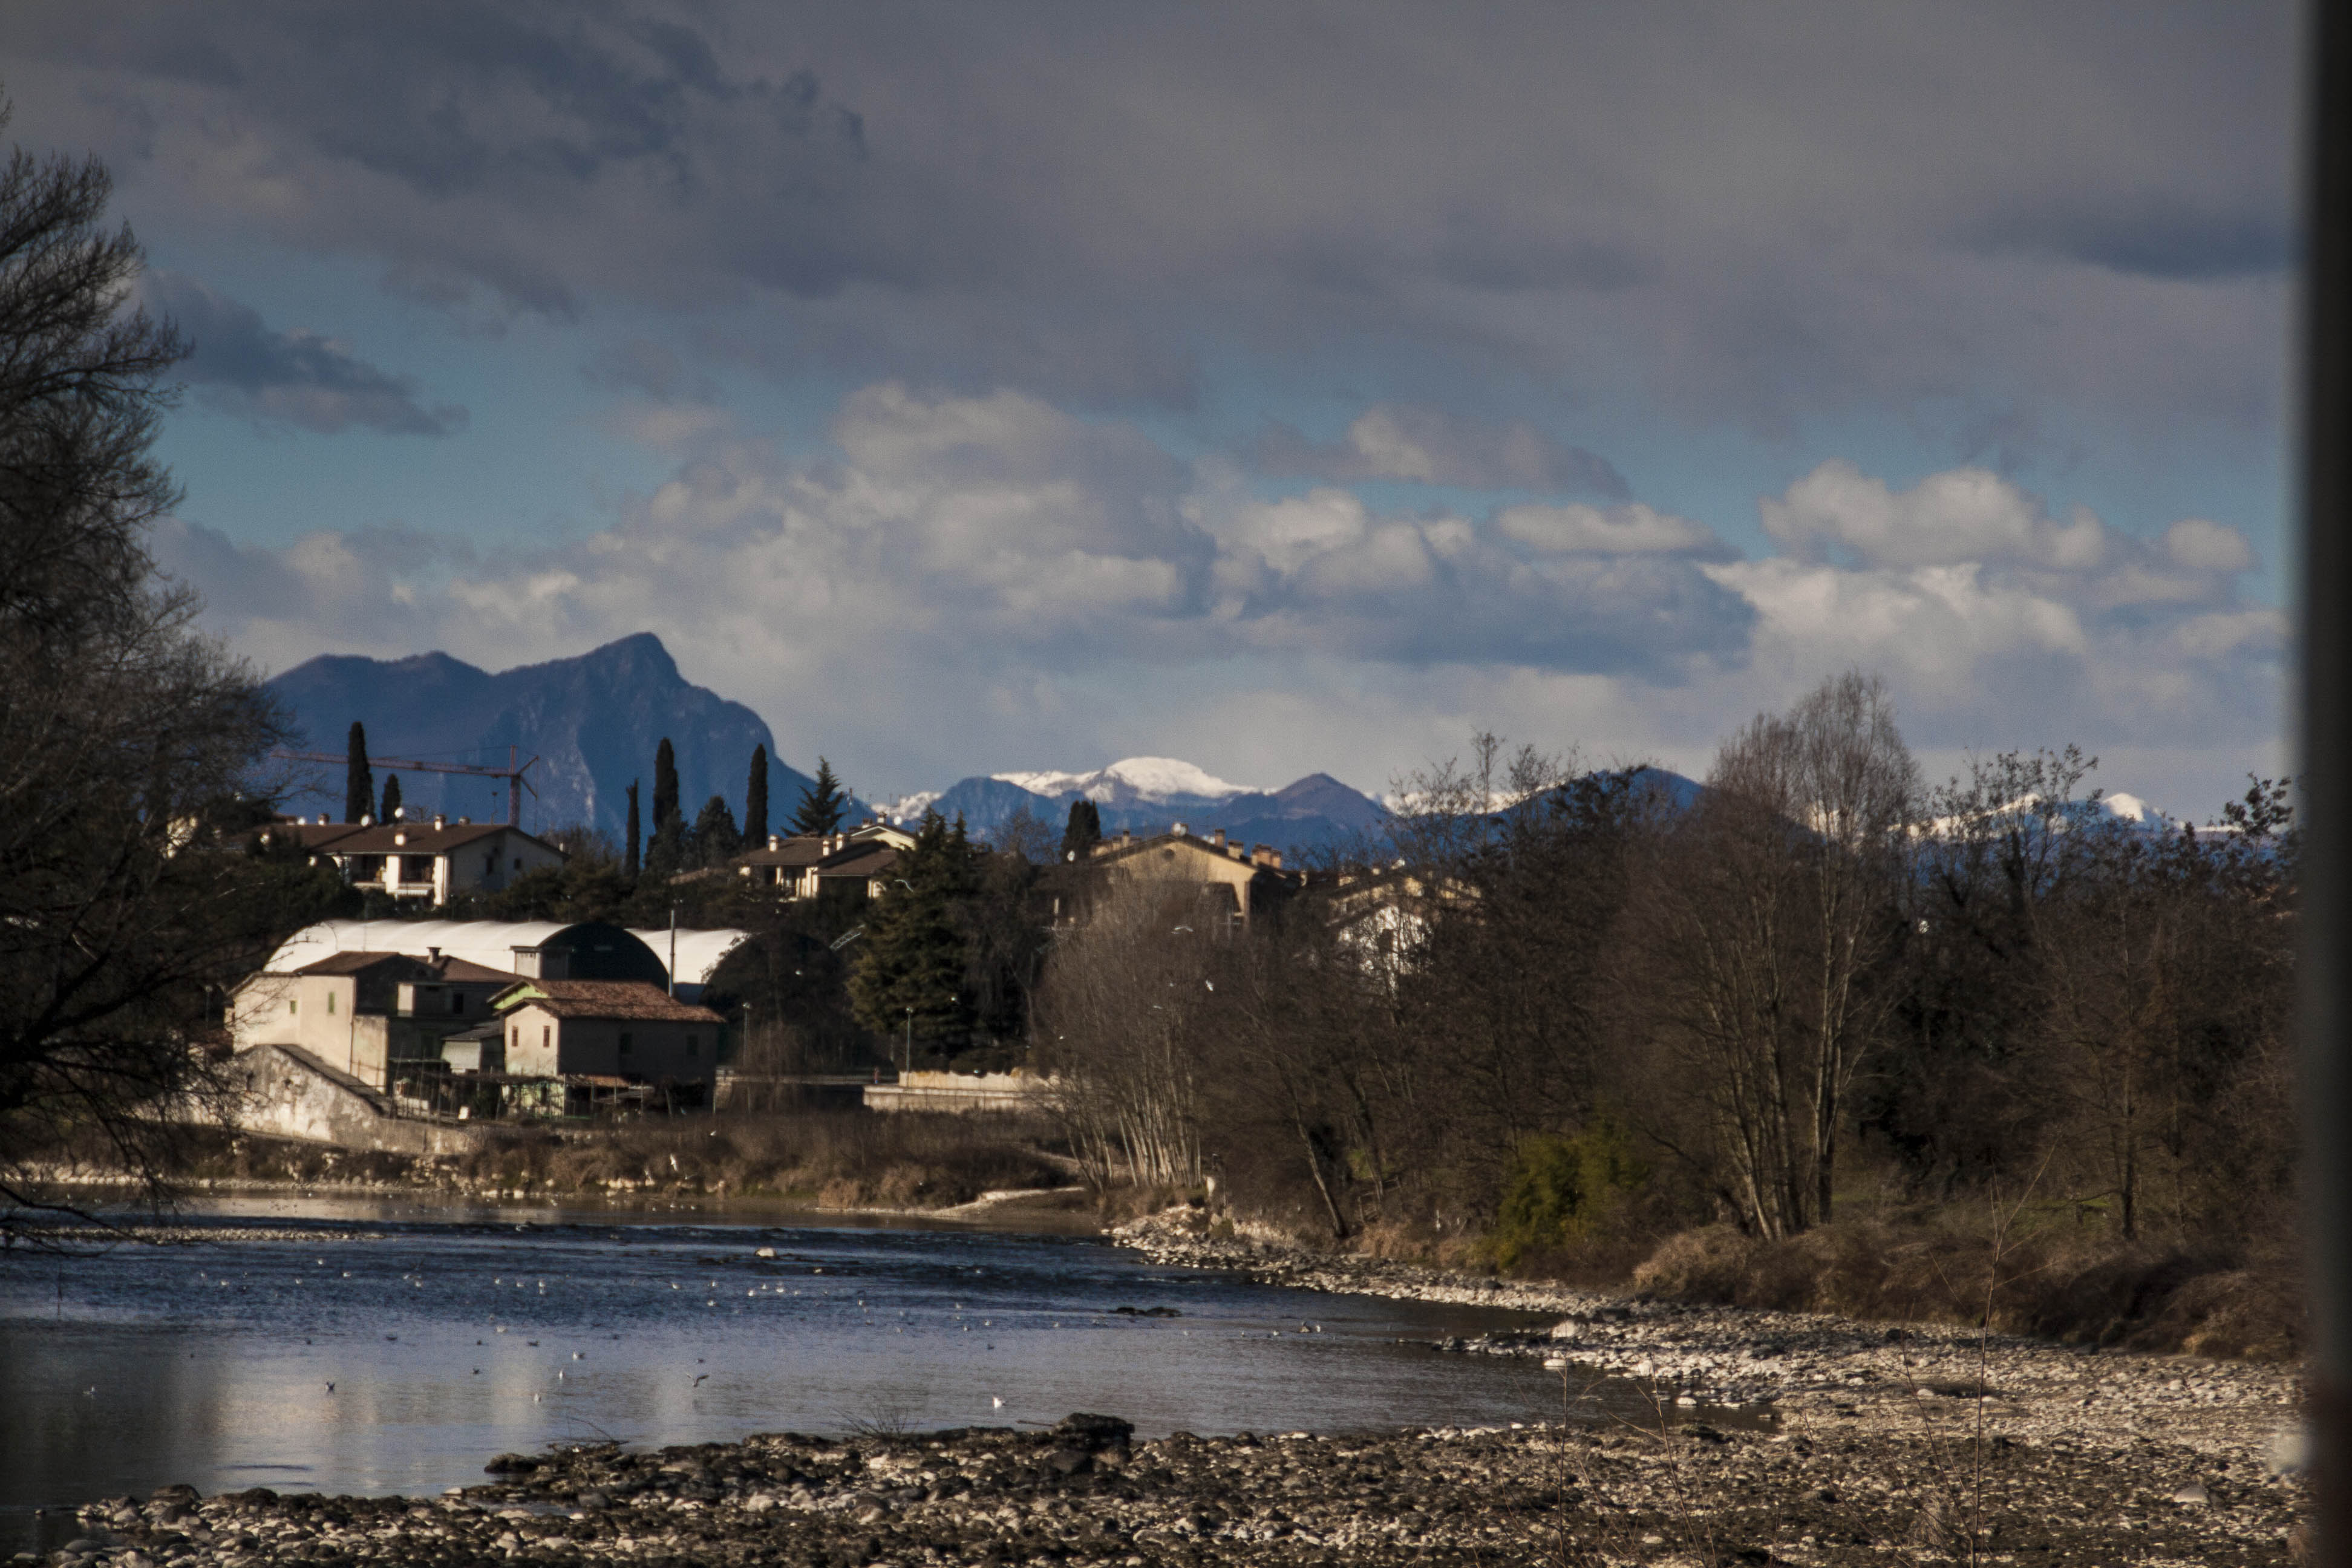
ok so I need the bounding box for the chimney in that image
[1172,822,1188,838]
[1252,843,1276,867]
[426,946,442,971]
[393,829,407,846]
[1211,829,1226,848]
[359,813,373,827]
[768,834,782,852]
[433,813,447,829]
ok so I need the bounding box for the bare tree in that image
[0,103,330,1226]
[1628,673,1917,1236]
[1033,881,1208,1189]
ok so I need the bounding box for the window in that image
[288,998,298,1014]
[513,857,523,870]
[543,1025,551,1050]
[484,852,495,876]
[618,1032,633,1057]
[451,993,464,1014]
[326,992,335,1014]
[686,1034,698,1058]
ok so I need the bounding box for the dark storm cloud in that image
[145,273,468,436]
[4,1,2296,429]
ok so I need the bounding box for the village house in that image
[1078,826,1307,927]
[492,978,724,1089]
[733,820,915,903]
[227,949,521,1090]
[259,815,566,905]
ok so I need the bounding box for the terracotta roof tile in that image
[492,979,723,1024]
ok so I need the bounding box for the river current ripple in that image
[1,1197,1576,1548]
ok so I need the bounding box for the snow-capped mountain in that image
[993,756,1256,806]
[881,757,1388,856]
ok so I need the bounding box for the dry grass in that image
[1625,1215,2302,1361]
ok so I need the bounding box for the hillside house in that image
[733,820,915,903]
[259,815,566,905]
[491,979,725,1104]
[228,950,521,1089]
[1079,828,1307,927]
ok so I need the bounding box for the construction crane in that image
[270,745,543,827]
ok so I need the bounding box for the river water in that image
[1,1197,1614,1553]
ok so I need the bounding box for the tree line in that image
[1035,674,2299,1293]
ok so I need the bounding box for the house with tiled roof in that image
[1077,826,1308,927]
[490,978,725,1097]
[229,949,523,1089]
[255,814,565,905]
[731,820,913,903]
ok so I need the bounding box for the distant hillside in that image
[266,633,810,840]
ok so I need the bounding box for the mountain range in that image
[266,633,808,840]
[264,632,2177,860]
[883,757,1393,854]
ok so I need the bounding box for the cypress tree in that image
[344,721,373,823]
[1060,797,1102,861]
[653,738,679,831]
[791,756,849,836]
[379,773,402,823]
[624,780,641,878]
[745,745,769,844]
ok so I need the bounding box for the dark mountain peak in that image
[264,636,795,837]
[1270,772,1387,824]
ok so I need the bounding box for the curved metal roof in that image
[627,927,753,1001]
[264,920,753,999]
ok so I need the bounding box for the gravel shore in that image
[19,1209,2310,1565]
[41,1397,2301,1568]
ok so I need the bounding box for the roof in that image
[1090,830,1303,881]
[266,920,643,979]
[292,949,422,977]
[624,927,750,999]
[734,836,834,868]
[493,979,725,1024]
[816,844,900,877]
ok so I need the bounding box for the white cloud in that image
[159,391,2282,818]
[1497,501,1720,555]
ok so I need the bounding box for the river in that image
[1,1197,1609,1553]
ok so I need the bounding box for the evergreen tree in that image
[849,810,979,1057]
[690,794,740,869]
[643,812,686,881]
[653,737,679,831]
[745,745,769,844]
[1060,797,1102,861]
[344,720,373,823]
[624,780,642,878]
[379,773,402,823]
[792,756,850,836]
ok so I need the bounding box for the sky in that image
[1,2,2303,813]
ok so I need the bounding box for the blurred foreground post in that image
[2304,1,2352,1558]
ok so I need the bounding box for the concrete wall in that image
[218,1044,492,1157]
[865,1070,1050,1114]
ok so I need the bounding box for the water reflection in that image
[2,1199,1626,1553]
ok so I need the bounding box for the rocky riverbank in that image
[39,1395,2303,1568]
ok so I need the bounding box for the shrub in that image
[1485,1116,1650,1270]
